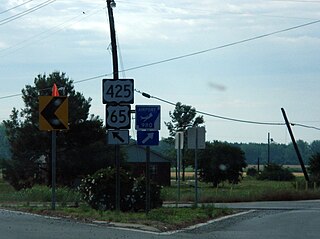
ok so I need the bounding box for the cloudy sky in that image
[1,0,320,144]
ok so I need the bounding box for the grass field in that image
[162,177,320,203]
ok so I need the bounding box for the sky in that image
[1,0,320,144]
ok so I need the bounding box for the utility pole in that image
[107,0,118,80]
[281,108,309,181]
[106,0,120,212]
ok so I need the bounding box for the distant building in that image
[125,144,171,186]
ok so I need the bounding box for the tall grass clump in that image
[11,185,81,204]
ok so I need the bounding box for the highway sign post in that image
[135,105,161,213]
[175,131,184,206]
[187,127,206,207]
[102,77,134,212]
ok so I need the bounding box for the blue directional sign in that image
[137,131,159,146]
[135,105,161,130]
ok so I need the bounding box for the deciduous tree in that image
[164,102,204,180]
[2,72,114,190]
[198,141,247,187]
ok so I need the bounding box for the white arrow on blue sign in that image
[135,105,161,131]
[137,131,159,146]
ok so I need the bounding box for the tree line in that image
[233,140,320,165]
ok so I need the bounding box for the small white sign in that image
[187,127,206,149]
[107,130,129,145]
[175,131,184,149]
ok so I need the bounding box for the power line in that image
[0,0,56,26]
[291,123,320,131]
[0,7,105,57]
[134,89,285,126]
[0,0,34,15]
[135,89,320,131]
[118,19,320,72]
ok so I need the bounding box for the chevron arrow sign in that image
[39,96,68,131]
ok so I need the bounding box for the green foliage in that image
[164,102,204,137]
[131,176,163,211]
[246,167,258,177]
[2,71,115,190]
[0,124,11,160]
[79,167,163,212]
[13,185,81,203]
[257,163,295,181]
[155,139,320,167]
[198,141,247,187]
[309,153,320,183]
[161,177,320,203]
[0,179,81,203]
[234,140,319,165]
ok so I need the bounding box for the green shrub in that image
[131,176,162,211]
[246,168,258,177]
[309,153,320,183]
[79,167,162,212]
[257,163,295,181]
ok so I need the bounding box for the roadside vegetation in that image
[1,171,320,230]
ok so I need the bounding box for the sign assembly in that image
[103,79,134,145]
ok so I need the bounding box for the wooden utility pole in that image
[281,108,309,181]
[106,0,120,212]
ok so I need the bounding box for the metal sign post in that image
[195,129,198,207]
[51,130,56,210]
[175,132,184,207]
[146,146,151,213]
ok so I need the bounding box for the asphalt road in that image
[1,200,320,239]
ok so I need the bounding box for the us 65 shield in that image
[106,105,131,129]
